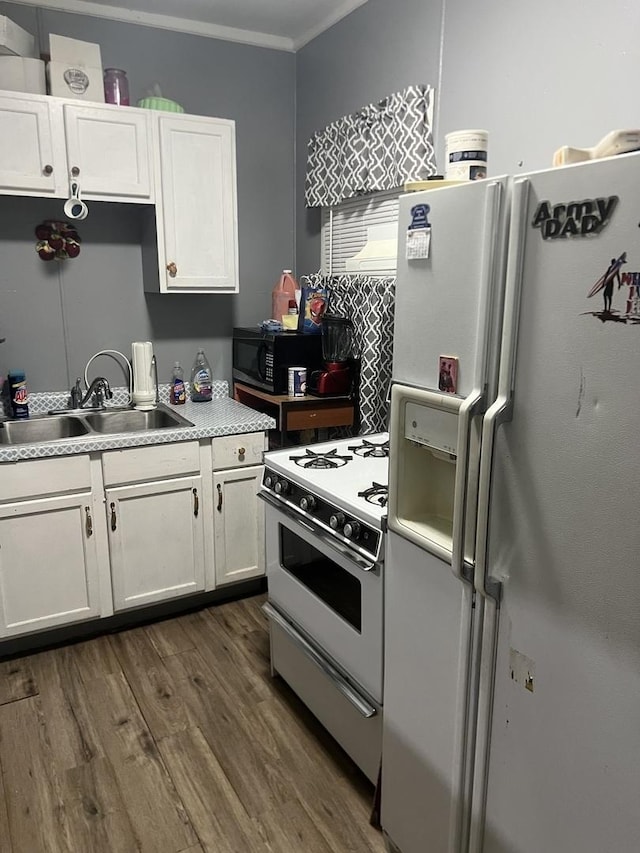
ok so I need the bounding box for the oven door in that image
[263,499,383,703]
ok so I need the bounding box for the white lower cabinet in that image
[0,432,266,640]
[0,491,103,637]
[213,464,265,586]
[106,475,205,611]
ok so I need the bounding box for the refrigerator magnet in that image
[406,203,431,260]
[438,356,458,394]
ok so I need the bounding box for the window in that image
[320,188,400,276]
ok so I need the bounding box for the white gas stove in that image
[261,433,389,783]
[261,433,389,563]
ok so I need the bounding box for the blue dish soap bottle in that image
[170,361,186,405]
[190,349,213,402]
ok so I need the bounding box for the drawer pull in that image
[166,261,177,278]
[193,487,199,518]
[110,501,117,532]
[238,446,246,459]
[85,506,93,537]
[217,483,223,512]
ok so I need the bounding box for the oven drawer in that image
[265,602,382,783]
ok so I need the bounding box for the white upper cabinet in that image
[0,90,239,294]
[0,91,152,201]
[63,103,152,199]
[0,93,57,194]
[150,114,239,294]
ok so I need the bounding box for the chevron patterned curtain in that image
[301,273,396,435]
[305,84,436,208]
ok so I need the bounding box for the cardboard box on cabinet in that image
[0,15,35,57]
[47,33,105,102]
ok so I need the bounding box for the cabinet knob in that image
[71,166,80,177]
[167,262,178,278]
[238,447,246,459]
[43,164,53,176]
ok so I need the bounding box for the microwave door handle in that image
[257,342,268,381]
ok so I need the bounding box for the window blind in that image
[321,188,400,276]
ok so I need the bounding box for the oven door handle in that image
[262,602,378,719]
[259,491,378,573]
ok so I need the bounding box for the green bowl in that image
[137,96,184,113]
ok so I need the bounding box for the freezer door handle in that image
[262,601,378,719]
[450,389,485,582]
[474,177,531,602]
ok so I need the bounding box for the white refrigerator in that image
[382,154,640,853]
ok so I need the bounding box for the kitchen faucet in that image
[79,377,113,409]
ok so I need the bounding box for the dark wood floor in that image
[0,594,385,853]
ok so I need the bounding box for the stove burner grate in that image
[348,438,390,459]
[290,448,353,469]
[358,481,389,507]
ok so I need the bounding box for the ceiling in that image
[12,0,369,50]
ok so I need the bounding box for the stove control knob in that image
[275,479,290,496]
[343,520,361,541]
[264,474,275,489]
[300,495,316,511]
[329,512,345,530]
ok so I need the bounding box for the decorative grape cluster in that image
[35,221,82,261]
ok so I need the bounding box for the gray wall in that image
[0,1,295,391]
[295,0,445,274]
[295,0,640,272]
[4,0,639,390]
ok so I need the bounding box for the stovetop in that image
[264,433,389,528]
[262,433,389,563]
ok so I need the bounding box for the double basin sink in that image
[0,404,194,446]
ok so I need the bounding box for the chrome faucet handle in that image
[70,378,83,409]
[151,355,159,405]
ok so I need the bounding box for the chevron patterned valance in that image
[305,84,437,208]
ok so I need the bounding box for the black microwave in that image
[232,327,324,394]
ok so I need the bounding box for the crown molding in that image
[7,0,296,52]
[293,0,368,49]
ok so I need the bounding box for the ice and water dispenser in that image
[388,386,473,564]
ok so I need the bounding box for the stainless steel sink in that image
[83,404,194,434]
[0,415,90,445]
[0,404,194,446]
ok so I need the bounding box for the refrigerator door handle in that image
[450,389,484,582]
[474,177,530,603]
[451,180,504,584]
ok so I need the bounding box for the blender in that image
[308,315,355,396]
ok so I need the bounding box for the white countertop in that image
[0,382,276,463]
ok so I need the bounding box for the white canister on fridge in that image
[444,129,488,181]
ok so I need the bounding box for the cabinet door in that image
[156,115,238,292]
[0,492,102,637]
[107,476,205,611]
[0,94,57,194]
[213,465,264,586]
[63,103,152,199]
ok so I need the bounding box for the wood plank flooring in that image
[0,594,384,853]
